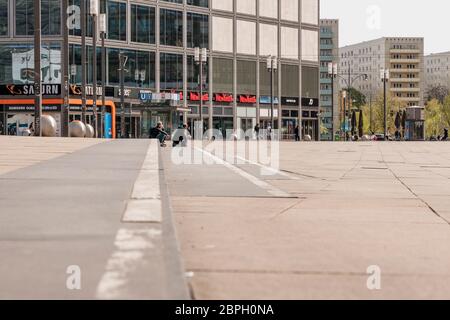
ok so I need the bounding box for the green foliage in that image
[347,87,366,109]
[425,97,450,138]
[360,93,406,135]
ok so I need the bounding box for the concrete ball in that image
[85,124,95,138]
[304,135,312,142]
[69,121,86,138]
[41,115,57,137]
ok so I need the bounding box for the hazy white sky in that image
[320,0,449,54]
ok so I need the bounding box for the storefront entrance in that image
[282,119,297,140]
[302,119,318,141]
[212,117,233,139]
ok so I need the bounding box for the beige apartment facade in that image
[425,52,450,94]
[339,37,424,107]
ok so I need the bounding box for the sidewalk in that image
[0,137,189,299]
[167,141,450,299]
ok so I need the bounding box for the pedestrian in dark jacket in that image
[149,122,169,146]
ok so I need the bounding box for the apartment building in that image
[319,19,338,141]
[339,37,424,107]
[425,52,450,93]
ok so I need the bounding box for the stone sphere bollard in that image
[22,129,32,136]
[69,121,86,138]
[41,115,57,137]
[304,135,312,142]
[85,124,95,138]
[362,135,371,141]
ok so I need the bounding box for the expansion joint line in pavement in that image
[377,145,450,226]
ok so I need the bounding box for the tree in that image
[360,92,406,136]
[425,96,450,138]
[426,86,449,104]
[425,99,442,138]
[348,87,366,109]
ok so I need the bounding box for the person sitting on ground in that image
[442,128,449,141]
[149,122,169,147]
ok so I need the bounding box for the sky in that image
[320,0,449,55]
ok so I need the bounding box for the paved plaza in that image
[1,136,450,299]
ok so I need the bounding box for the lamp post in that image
[118,52,128,138]
[336,72,368,141]
[33,0,42,136]
[62,0,70,137]
[328,62,338,141]
[381,69,390,140]
[194,47,207,138]
[90,0,99,137]
[99,13,106,138]
[342,90,347,140]
[266,55,278,134]
[81,0,87,125]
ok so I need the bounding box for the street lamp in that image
[99,13,106,138]
[33,0,42,136]
[135,69,146,87]
[336,72,368,141]
[328,62,338,141]
[118,52,128,138]
[90,0,99,138]
[381,69,390,140]
[70,64,77,83]
[81,0,87,125]
[266,55,278,135]
[194,47,207,137]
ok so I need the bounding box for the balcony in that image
[390,78,421,83]
[390,87,421,93]
[320,55,333,62]
[320,31,334,38]
[320,89,333,95]
[320,44,334,50]
[391,68,420,73]
[390,49,421,54]
[396,97,421,102]
[390,59,421,64]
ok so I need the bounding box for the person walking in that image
[294,125,300,141]
[254,123,260,140]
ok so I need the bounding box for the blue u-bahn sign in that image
[140,90,152,103]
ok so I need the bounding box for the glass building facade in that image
[0,0,320,140]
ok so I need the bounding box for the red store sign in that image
[214,93,234,103]
[238,95,257,104]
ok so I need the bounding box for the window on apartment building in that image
[0,0,7,36]
[162,0,183,4]
[160,52,183,90]
[187,0,209,7]
[108,0,127,41]
[214,58,234,93]
[187,12,209,48]
[282,64,299,97]
[160,8,183,47]
[131,4,156,44]
[16,0,61,36]
[236,60,257,95]
[107,48,155,87]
